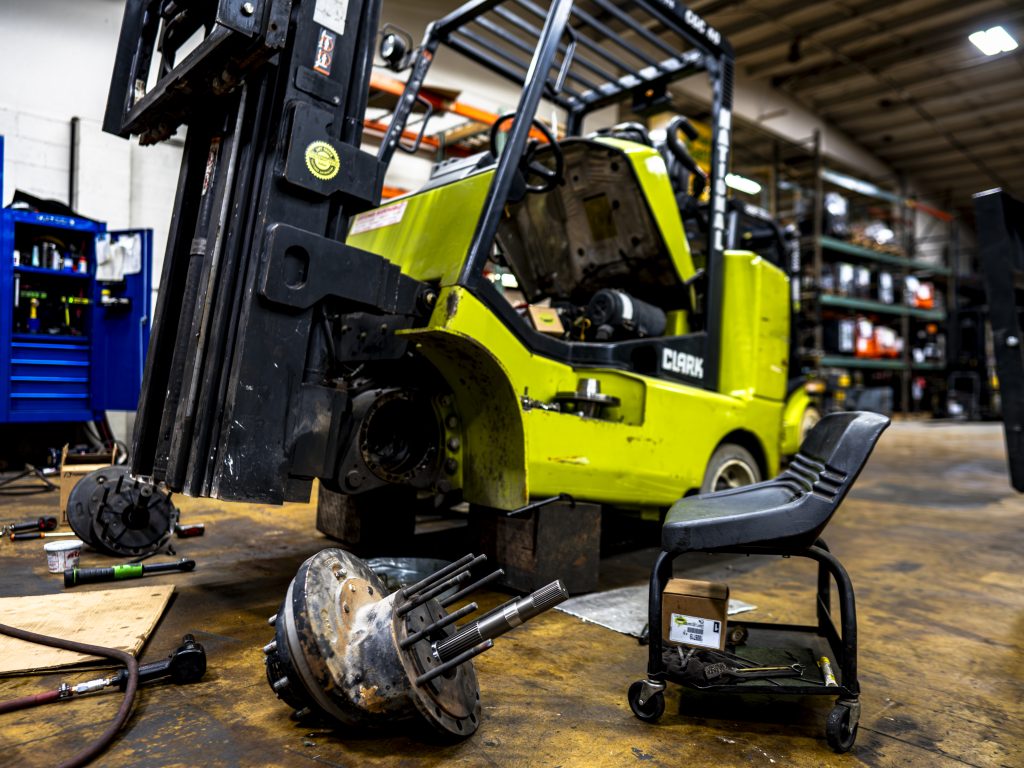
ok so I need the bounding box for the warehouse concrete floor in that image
[0,421,1021,767]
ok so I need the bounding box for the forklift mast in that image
[104,0,736,504]
[973,189,1024,491]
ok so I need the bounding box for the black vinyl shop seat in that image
[632,411,891,753]
[662,411,891,554]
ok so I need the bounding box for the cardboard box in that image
[59,445,115,525]
[662,578,729,651]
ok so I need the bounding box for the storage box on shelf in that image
[0,136,153,425]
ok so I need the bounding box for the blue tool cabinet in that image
[0,136,152,424]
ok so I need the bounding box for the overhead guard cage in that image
[379,0,736,392]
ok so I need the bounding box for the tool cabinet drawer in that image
[8,340,91,414]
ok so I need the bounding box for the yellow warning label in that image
[305,140,340,181]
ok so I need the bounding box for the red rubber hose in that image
[0,622,138,768]
[0,687,62,714]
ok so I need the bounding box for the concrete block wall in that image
[0,108,73,204]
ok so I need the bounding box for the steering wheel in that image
[489,114,565,194]
[665,115,708,199]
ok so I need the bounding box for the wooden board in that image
[0,585,174,674]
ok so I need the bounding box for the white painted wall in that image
[0,0,183,439]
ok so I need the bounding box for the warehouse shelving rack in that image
[791,158,956,415]
[685,116,950,414]
[632,102,959,416]
[0,136,153,424]
[703,120,959,413]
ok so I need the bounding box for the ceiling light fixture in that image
[725,173,762,196]
[968,25,1018,56]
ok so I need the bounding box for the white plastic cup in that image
[44,539,82,574]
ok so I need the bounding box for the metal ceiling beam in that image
[868,116,1024,155]
[713,0,811,37]
[835,78,1024,132]
[809,54,1023,112]
[736,0,936,65]
[909,167,1024,190]
[885,145,1024,173]
[712,0,923,45]
[873,117,1024,160]
[692,0,741,17]
[909,162,1024,184]
[894,148,1024,175]
[847,85,1024,141]
[770,8,1024,93]
[777,54,1019,193]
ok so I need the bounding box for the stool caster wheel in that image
[825,702,859,753]
[628,681,665,723]
[727,625,749,646]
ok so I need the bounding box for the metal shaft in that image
[416,640,493,686]
[397,570,472,617]
[400,602,478,650]
[434,580,569,663]
[439,568,506,609]
[400,553,478,599]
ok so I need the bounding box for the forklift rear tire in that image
[701,443,761,494]
[628,681,665,723]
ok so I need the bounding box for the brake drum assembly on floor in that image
[67,465,179,557]
[263,549,568,736]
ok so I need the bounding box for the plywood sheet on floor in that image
[0,585,174,674]
[0,421,1020,767]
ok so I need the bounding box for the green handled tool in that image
[64,558,196,588]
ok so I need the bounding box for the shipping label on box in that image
[668,613,723,649]
[661,578,729,651]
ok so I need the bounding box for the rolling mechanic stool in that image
[628,411,890,752]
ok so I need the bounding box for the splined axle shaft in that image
[434,580,569,662]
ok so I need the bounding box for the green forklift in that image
[104,0,813,584]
